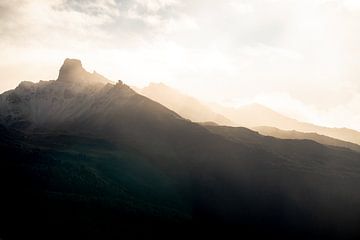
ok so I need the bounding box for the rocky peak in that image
[57,58,87,82]
[57,58,112,85]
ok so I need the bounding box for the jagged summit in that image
[57,58,110,84]
[0,58,140,129]
[57,58,86,82]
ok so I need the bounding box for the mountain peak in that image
[57,58,87,82]
[56,58,111,85]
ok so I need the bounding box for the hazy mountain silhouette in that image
[138,83,233,125]
[254,126,360,152]
[211,103,360,145]
[1,59,360,239]
[137,82,360,145]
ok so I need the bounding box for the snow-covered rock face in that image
[0,58,136,131]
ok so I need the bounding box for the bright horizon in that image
[1,0,360,131]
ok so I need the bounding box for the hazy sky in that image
[1,0,360,130]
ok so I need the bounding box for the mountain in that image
[254,126,360,152]
[138,82,233,126]
[211,103,360,145]
[211,103,297,128]
[135,83,360,145]
[1,59,360,239]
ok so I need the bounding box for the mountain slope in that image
[138,83,233,126]
[0,125,191,239]
[254,126,360,152]
[205,124,360,170]
[1,59,360,238]
[136,82,360,145]
[211,103,360,145]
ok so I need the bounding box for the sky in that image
[1,0,360,130]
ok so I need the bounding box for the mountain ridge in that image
[136,82,360,145]
[254,126,360,152]
[138,82,233,126]
[216,103,360,145]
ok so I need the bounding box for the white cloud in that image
[134,0,179,12]
[343,0,360,11]
[228,1,254,14]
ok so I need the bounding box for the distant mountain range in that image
[136,83,360,146]
[1,59,360,239]
[212,103,360,145]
